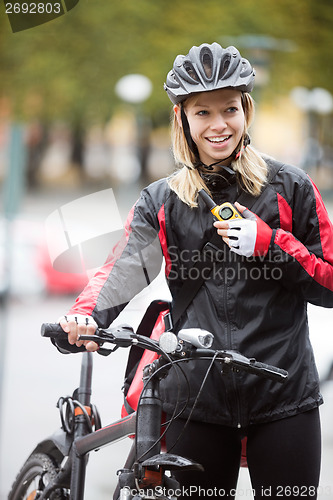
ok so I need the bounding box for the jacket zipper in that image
[222,260,242,428]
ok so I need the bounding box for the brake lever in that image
[218,350,288,382]
[78,330,136,349]
[221,350,250,365]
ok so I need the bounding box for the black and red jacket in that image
[68,158,333,427]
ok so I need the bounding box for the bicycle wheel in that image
[8,452,69,500]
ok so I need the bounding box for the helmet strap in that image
[180,104,200,159]
[234,133,251,160]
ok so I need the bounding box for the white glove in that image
[227,207,273,258]
[228,219,258,257]
[57,314,98,328]
[57,314,99,351]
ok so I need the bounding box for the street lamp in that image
[290,87,333,115]
[115,74,153,104]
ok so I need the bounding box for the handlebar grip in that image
[250,361,288,382]
[41,323,110,356]
[41,323,68,339]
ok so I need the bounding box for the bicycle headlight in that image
[178,329,214,349]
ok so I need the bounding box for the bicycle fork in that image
[136,363,163,462]
[116,361,166,499]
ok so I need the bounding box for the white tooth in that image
[209,136,229,143]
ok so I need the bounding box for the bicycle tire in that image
[8,452,69,500]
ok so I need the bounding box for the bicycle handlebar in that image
[41,323,144,357]
[41,323,288,383]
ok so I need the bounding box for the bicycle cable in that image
[165,352,219,454]
[57,396,102,434]
[133,348,223,462]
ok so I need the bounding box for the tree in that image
[0,0,331,126]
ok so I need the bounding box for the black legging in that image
[165,409,321,499]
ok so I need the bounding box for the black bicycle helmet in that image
[164,42,255,105]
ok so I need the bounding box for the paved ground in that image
[0,295,332,500]
[0,184,333,499]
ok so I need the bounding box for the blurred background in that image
[0,0,333,498]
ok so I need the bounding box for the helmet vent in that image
[184,62,199,82]
[240,59,253,77]
[202,52,213,79]
[220,57,231,78]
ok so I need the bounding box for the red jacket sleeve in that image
[67,191,164,328]
[268,177,333,307]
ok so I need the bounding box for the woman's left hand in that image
[214,202,273,257]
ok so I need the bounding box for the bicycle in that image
[8,316,288,500]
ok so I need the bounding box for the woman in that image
[59,43,333,498]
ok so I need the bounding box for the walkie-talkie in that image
[198,189,242,221]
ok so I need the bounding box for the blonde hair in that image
[167,92,268,207]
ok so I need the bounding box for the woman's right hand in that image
[58,314,99,352]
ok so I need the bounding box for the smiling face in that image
[175,88,245,167]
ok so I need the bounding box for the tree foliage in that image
[0,0,332,125]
